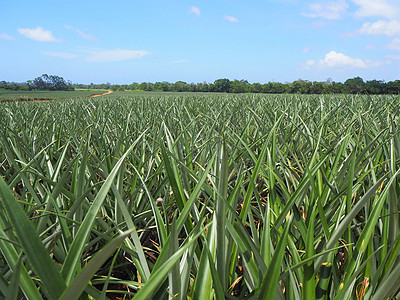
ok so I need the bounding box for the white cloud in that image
[388,38,400,50]
[43,52,78,59]
[170,59,189,64]
[65,25,96,41]
[18,27,61,42]
[360,20,400,37]
[302,47,310,53]
[0,33,16,40]
[312,21,329,27]
[85,49,148,62]
[224,16,239,23]
[304,0,348,19]
[300,51,381,69]
[386,54,400,60]
[190,6,201,16]
[352,0,400,19]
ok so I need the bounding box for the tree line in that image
[1,75,400,94]
[0,74,73,91]
[88,77,400,94]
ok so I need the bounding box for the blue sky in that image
[1,0,399,84]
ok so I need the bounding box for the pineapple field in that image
[1,92,400,299]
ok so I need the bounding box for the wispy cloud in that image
[386,54,400,60]
[170,59,189,64]
[0,33,16,40]
[85,49,148,62]
[312,21,329,27]
[303,0,348,19]
[190,6,201,16]
[300,51,381,69]
[18,27,61,42]
[65,25,96,41]
[352,0,400,19]
[360,20,400,37]
[224,16,239,23]
[43,52,78,59]
[387,38,400,50]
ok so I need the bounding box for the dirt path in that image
[89,90,113,97]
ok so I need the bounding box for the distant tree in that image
[138,82,153,91]
[201,82,211,92]
[189,83,198,92]
[299,81,312,94]
[98,82,111,90]
[3,76,399,94]
[33,76,48,90]
[365,80,385,94]
[265,82,285,94]
[261,82,272,93]
[250,82,263,93]
[32,74,73,91]
[286,80,311,94]
[172,81,188,92]
[26,80,33,90]
[344,77,365,94]
[128,82,139,90]
[214,78,231,93]
[327,81,344,94]
[386,80,400,94]
[309,82,325,94]
[7,83,20,90]
[284,82,296,94]
[110,85,119,91]
[230,80,249,93]
[154,81,170,91]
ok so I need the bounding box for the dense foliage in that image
[97,77,400,94]
[1,74,73,91]
[0,93,400,299]
[2,76,400,94]
[31,74,74,91]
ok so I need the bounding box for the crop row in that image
[0,93,399,299]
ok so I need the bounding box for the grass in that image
[0,93,399,299]
[0,90,108,102]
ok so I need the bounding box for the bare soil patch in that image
[1,97,53,102]
[89,91,113,97]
